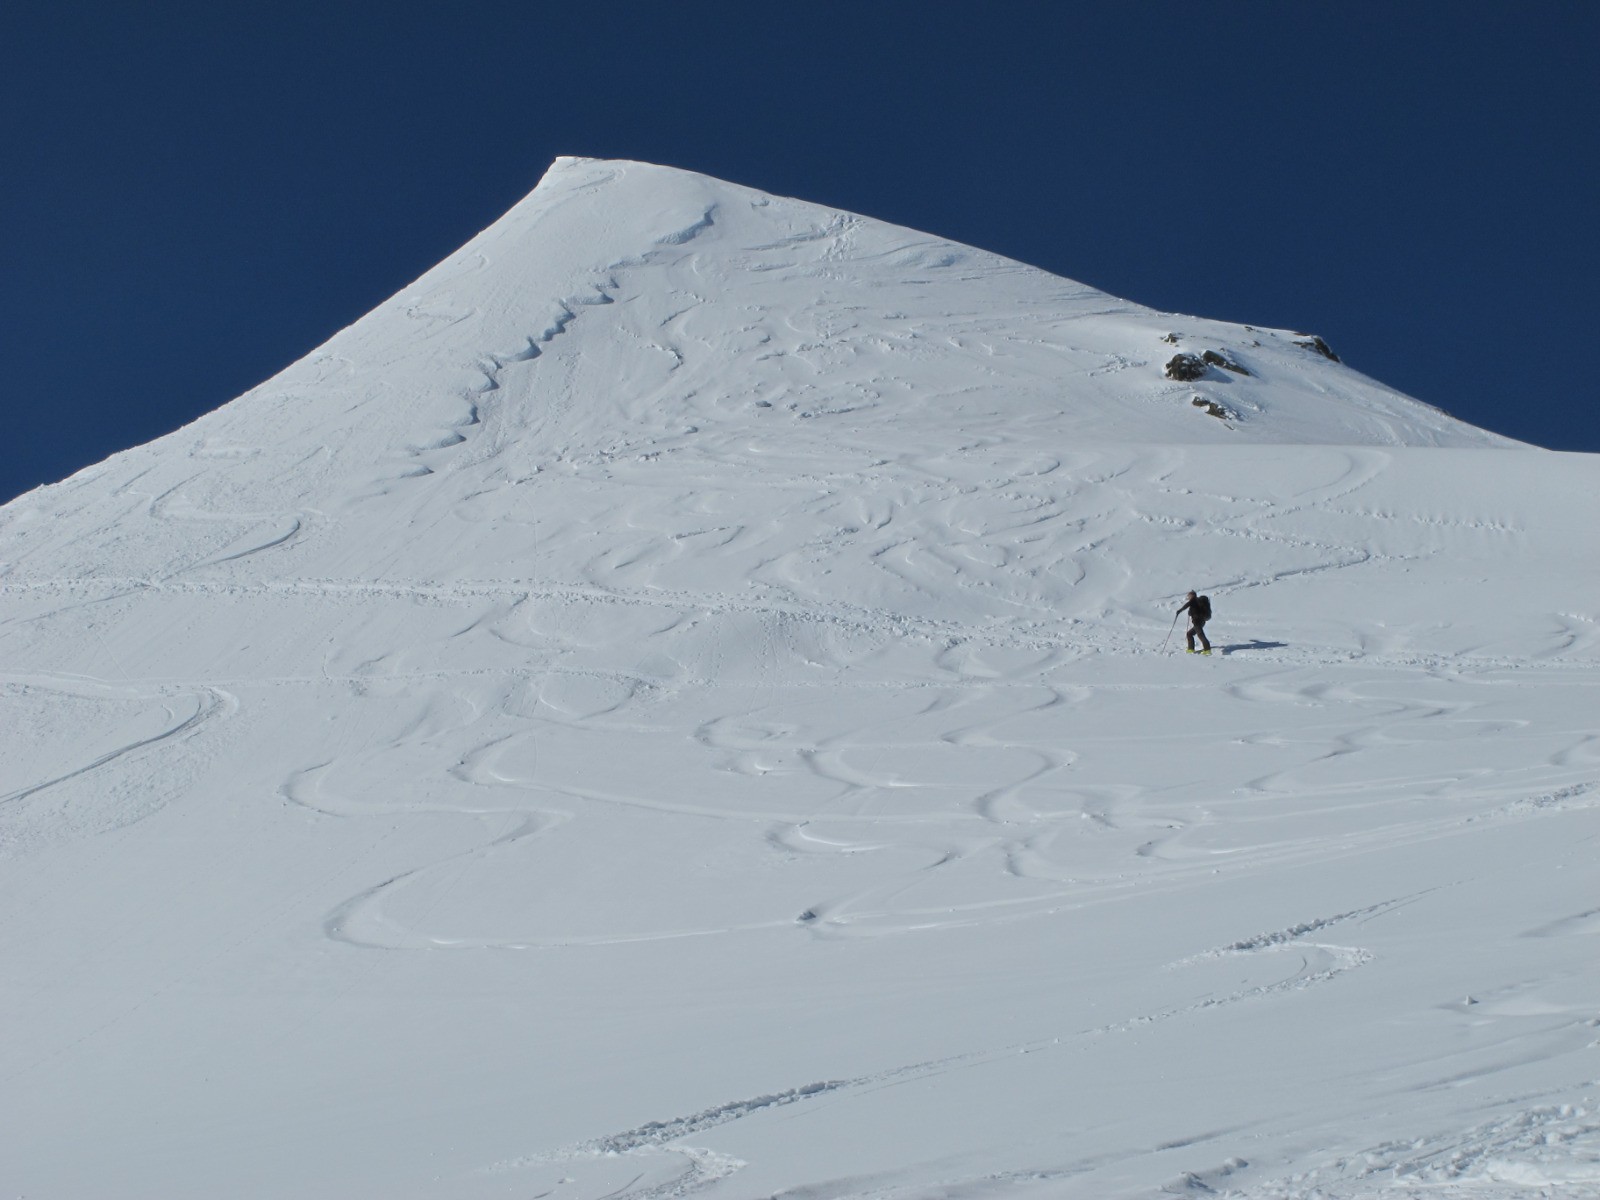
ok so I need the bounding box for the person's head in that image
[1186,591,1197,601]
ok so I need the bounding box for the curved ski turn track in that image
[1,159,1596,1198]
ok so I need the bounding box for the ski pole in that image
[1159,609,1179,654]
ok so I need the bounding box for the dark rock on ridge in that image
[1201,350,1250,376]
[1164,353,1208,382]
[1192,396,1238,422]
[1293,335,1340,362]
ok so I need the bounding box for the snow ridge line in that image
[401,277,619,479]
[473,281,611,390]
[494,1047,1006,1173]
[1101,944,1373,1039]
[1212,895,1416,956]
[500,990,1236,1183]
[653,203,717,246]
[585,1079,845,1154]
[491,1080,849,1173]
[474,280,617,396]
[1466,780,1599,824]
[1087,896,1436,1036]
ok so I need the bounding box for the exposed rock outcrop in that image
[1292,334,1340,362]
[1166,349,1250,380]
[1201,350,1250,375]
[1164,353,1207,382]
[1191,396,1238,422]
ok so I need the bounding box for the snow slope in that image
[2,158,1597,1199]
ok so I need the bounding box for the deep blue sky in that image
[4,3,1596,504]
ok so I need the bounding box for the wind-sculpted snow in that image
[0,159,1596,1198]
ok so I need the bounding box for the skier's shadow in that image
[1217,639,1288,654]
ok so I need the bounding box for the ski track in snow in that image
[0,674,236,851]
[251,620,1598,1196]
[308,648,1596,954]
[3,158,1598,1199]
[475,897,1527,1200]
[6,433,1597,1194]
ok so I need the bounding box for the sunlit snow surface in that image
[2,159,1598,1199]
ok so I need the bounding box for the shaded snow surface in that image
[2,159,1598,1199]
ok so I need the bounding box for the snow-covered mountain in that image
[3,158,1597,1199]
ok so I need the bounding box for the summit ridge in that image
[2,158,1514,585]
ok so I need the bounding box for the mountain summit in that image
[3,160,1595,1200]
[2,157,1514,586]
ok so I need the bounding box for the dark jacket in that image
[1179,595,1211,623]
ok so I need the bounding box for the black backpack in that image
[1192,595,1211,621]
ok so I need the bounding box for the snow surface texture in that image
[2,158,1597,1199]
